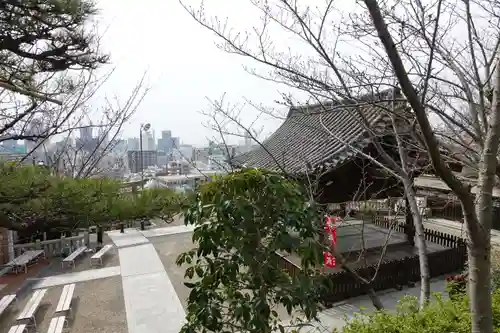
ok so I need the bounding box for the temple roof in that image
[234,89,406,173]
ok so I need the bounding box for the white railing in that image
[13,233,89,258]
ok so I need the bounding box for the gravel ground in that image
[69,276,127,333]
[151,232,298,323]
[0,276,126,333]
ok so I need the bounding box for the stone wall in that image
[0,227,10,264]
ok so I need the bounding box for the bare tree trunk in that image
[467,50,500,333]
[467,214,493,333]
[362,4,498,329]
[403,179,430,306]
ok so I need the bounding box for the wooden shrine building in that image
[233,89,467,305]
[233,89,428,203]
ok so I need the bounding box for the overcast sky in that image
[94,0,295,146]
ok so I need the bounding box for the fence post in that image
[35,239,41,250]
[84,231,90,248]
[60,235,67,256]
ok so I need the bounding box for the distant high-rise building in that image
[157,130,172,152]
[80,127,93,141]
[0,140,19,153]
[144,130,155,151]
[127,138,140,151]
[148,138,155,151]
[176,144,193,161]
[25,118,47,162]
[77,126,97,152]
[111,139,127,153]
[171,137,179,150]
[127,150,157,173]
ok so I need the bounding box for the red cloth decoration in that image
[323,216,339,268]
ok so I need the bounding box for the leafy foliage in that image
[128,188,184,222]
[445,274,467,300]
[339,294,472,333]
[177,169,328,333]
[0,164,184,235]
[340,284,500,333]
[1,0,108,86]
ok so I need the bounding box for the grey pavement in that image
[109,232,150,248]
[107,229,186,333]
[140,225,194,238]
[30,265,121,289]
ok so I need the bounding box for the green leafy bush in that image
[339,294,471,333]
[177,169,326,333]
[445,274,467,300]
[340,289,500,333]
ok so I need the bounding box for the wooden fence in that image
[319,243,466,305]
[371,214,465,248]
[274,214,467,307]
[13,233,89,258]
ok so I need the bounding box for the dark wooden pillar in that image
[97,225,103,248]
[341,202,347,219]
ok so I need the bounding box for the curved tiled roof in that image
[234,89,405,173]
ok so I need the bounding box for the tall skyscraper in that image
[171,137,179,150]
[162,130,172,139]
[127,138,140,151]
[80,127,93,141]
[25,118,46,162]
[127,150,158,173]
[158,130,172,152]
[143,130,155,150]
[77,126,97,152]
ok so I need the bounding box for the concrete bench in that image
[7,250,45,274]
[16,288,47,328]
[90,244,113,267]
[7,324,27,333]
[54,284,75,315]
[47,316,67,333]
[0,294,17,316]
[62,246,87,268]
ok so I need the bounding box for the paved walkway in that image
[107,229,186,333]
[140,225,194,238]
[31,266,121,289]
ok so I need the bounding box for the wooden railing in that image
[273,216,467,307]
[371,214,465,248]
[13,233,89,258]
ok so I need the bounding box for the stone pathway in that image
[30,266,121,289]
[107,229,186,333]
[140,225,194,238]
